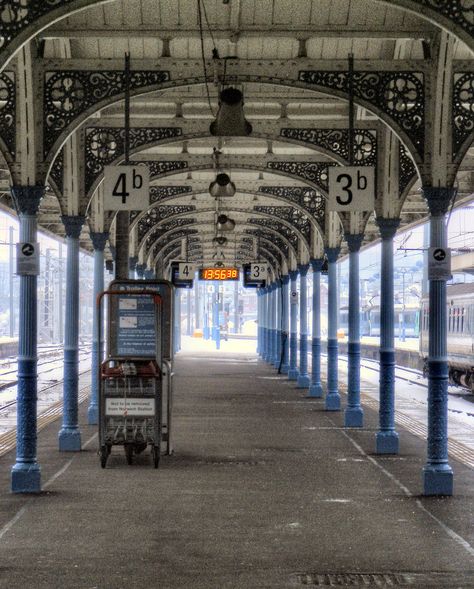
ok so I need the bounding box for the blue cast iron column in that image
[265,284,272,362]
[213,281,220,350]
[256,288,262,354]
[325,247,341,410]
[297,264,310,388]
[270,283,276,364]
[10,186,44,493]
[422,187,454,496]
[128,256,138,279]
[375,218,400,454]
[274,280,282,368]
[288,271,299,380]
[263,286,270,361]
[280,275,290,373]
[88,231,108,426]
[344,234,364,427]
[308,259,323,397]
[136,263,146,279]
[59,215,85,451]
[174,288,182,353]
[144,268,155,280]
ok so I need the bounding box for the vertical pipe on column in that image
[376,218,400,453]
[325,247,341,410]
[59,215,85,451]
[88,232,108,425]
[422,187,454,496]
[288,270,299,380]
[280,275,290,373]
[344,234,364,426]
[10,186,44,493]
[308,259,323,397]
[297,265,310,388]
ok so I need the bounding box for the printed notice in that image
[119,298,137,310]
[105,398,155,416]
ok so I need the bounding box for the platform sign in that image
[249,263,268,280]
[328,166,375,212]
[178,263,196,280]
[104,165,150,211]
[16,242,40,275]
[428,247,451,280]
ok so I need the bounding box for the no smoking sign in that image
[428,247,451,280]
[16,242,40,276]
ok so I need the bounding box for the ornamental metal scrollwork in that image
[151,227,198,259]
[247,217,299,250]
[44,70,170,156]
[420,0,473,39]
[253,205,311,242]
[138,204,196,242]
[150,185,192,204]
[298,70,424,158]
[0,71,15,157]
[399,143,418,196]
[145,218,195,255]
[266,161,335,192]
[49,149,64,194]
[280,128,376,166]
[245,228,288,261]
[144,160,189,181]
[453,73,474,157]
[258,185,325,229]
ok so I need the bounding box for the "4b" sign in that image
[104,165,150,211]
[328,166,375,212]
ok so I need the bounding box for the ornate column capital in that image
[144,269,155,280]
[376,217,400,239]
[90,231,109,251]
[11,186,45,215]
[281,274,290,285]
[422,187,456,216]
[62,215,85,239]
[136,263,147,277]
[289,270,298,281]
[310,258,324,272]
[344,233,364,253]
[324,247,340,264]
[297,263,309,276]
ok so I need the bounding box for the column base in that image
[288,369,298,381]
[307,383,323,398]
[297,374,310,388]
[58,428,82,452]
[376,431,399,454]
[87,404,98,425]
[344,406,363,427]
[423,465,454,496]
[11,463,41,493]
[325,393,341,411]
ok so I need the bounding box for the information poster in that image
[114,295,157,357]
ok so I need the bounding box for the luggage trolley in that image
[97,287,163,468]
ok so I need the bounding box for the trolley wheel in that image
[152,445,160,469]
[124,444,134,465]
[100,446,108,469]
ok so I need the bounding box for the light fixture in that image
[210,87,252,137]
[217,214,236,232]
[209,172,236,198]
[213,235,228,246]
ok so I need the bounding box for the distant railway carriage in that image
[339,304,419,338]
[420,283,474,391]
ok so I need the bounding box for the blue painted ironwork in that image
[0,72,15,157]
[136,263,146,279]
[212,282,220,350]
[297,264,310,388]
[453,73,474,157]
[267,161,336,193]
[298,70,425,158]
[274,280,282,368]
[59,215,85,451]
[268,283,275,363]
[422,187,454,496]
[280,128,377,167]
[308,259,323,398]
[264,286,270,361]
[88,231,108,426]
[344,234,364,427]
[325,247,341,410]
[128,256,138,279]
[256,289,262,355]
[272,283,278,365]
[10,186,44,493]
[375,218,400,454]
[280,275,290,374]
[144,268,155,280]
[288,271,299,381]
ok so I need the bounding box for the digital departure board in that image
[198,267,240,281]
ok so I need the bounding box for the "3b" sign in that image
[104,165,150,211]
[328,166,375,212]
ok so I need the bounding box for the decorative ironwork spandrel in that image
[266,161,335,192]
[150,185,192,204]
[420,1,473,38]
[253,205,311,242]
[298,70,424,158]
[138,204,196,242]
[399,143,418,197]
[151,227,198,259]
[280,128,377,166]
[49,148,64,194]
[0,71,15,157]
[258,185,325,228]
[145,218,195,256]
[44,70,170,156]
[453,73,474,157]
[248,217,299,249]
[245,228,289,259]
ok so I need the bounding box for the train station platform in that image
[0,341,474,588]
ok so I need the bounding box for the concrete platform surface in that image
[0,341,473,588]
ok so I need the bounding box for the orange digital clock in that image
[198,268,240,281]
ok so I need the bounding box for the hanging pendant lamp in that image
[209,87,252,137]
